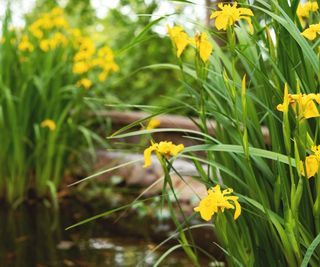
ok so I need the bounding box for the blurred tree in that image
[64,0,96,26]
[99,0,185,108]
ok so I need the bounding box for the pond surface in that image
[0,198,217,267]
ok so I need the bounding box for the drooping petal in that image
[303,100,320,119]
[199,34,213,62]
[195,32,213,63]
[240,16,253,34]
[167,25,191,58]
[301,155,319,178]
[233,198,241,220]
[194,198,216,221]
[301,28,317,40]
[143,145,157,168]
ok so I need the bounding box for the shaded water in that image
[0,199,214,267]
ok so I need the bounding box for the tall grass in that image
[0,6,116,206]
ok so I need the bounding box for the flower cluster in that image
[16,8,71,54]
[14,6,119,90]
[210,2,254,33]
[167,25,213,63]
[94,46,120,82]
[297,1,318,22]
[277,85,320,120]
[72,39,119,84]
[143,141,184,168]
[299,1,320,41]
[27,7,69,52]
[72,36,96,74]
[39,32,68,52]
[194,185,241,221]
[167,2,254,63]
[301,146,320,178]
[29,7,69,39]
[18,35,34,52]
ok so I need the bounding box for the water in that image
[0,199,215,267]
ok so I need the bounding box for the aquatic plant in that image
[68,0,320,266]
[0,6,117,205]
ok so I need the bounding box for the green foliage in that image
[0,5,110,205]
[100,0,183,107]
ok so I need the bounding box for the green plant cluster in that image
[101,0,320,266]
[0,5,110,205]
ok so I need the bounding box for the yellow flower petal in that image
[195,32,213,63]
[277,90,320,120]
[146,118,161,130]
[194,184,242,221]
[40,119,56,131]
[143,145,157,168]
[167,25,191,57]
[76,78,92,90]
[170,144,184,156]
[194,198,217,221]
[301,23,320,41]
[297,2,319,21]
[302,28,317,40]
[210,2,254,32]
[303,100,319,119]
[301,155,319,178]
[233,198,241,220]
[143,141,184,167]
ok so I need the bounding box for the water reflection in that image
[0,202,210,267]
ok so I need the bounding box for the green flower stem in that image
[158,156,200,267]
[314,173,320,234]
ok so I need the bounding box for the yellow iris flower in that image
[72,61,91,74]
[18,35,34,52]
[76,78,92,90]
[277,87,320,120]
[143,141,184,168]
[301,146,320,178]
[40,119,56,131]
[301,23,320,40]
[39,39,50,52]
[194,185,241,221]
[40,33,68,52]
[146,118,161,130]
[297,2,318,22]
[194,32,213,63]
[167,25,191,58]
[210,2,254,33]
[94,46,119,81]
